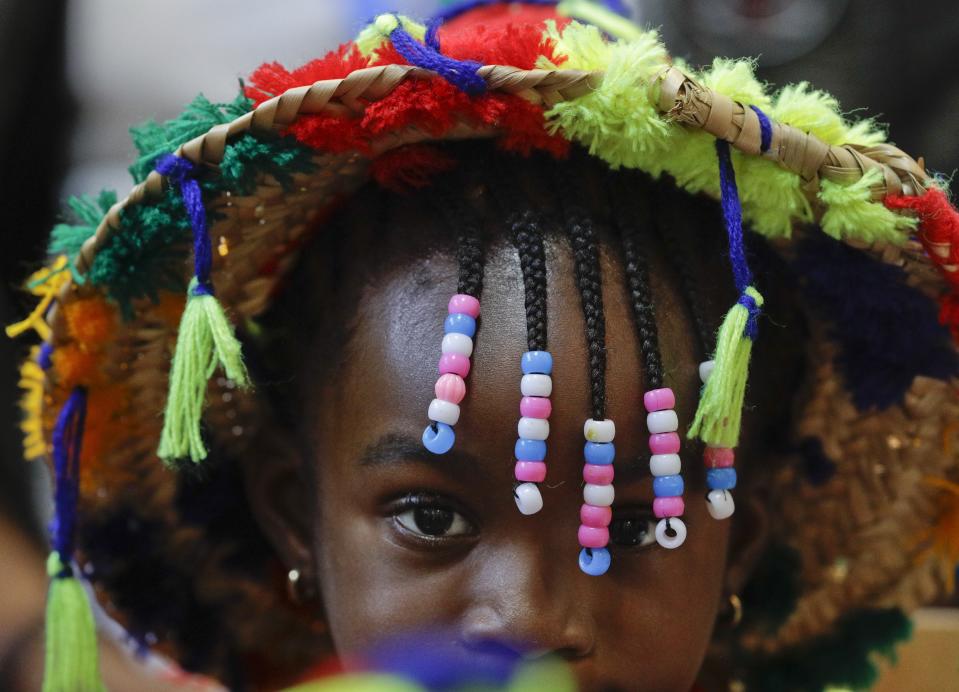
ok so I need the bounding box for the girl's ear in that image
[723,474,771,599]
[240,419,314,577]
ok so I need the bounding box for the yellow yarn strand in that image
[6,256,71,341]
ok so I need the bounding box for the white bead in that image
[427,398,460,426]
[646,410,678,434]
[514,482,543,515]
[517,417,549,441]
[649,453,681,477]
[705,489,736,520]
[583,419,615,443]
[655,517,687,549]
[441,332,473,357]
[521,374,552,397]
[583,483,615,506]
[699,360,715,384]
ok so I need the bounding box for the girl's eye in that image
[394,505,473,538]
[609,515,657,548]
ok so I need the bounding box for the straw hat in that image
[10,2,959,688]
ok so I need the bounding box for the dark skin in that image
[244,157,782,692]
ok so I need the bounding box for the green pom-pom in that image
[688,286,764,448]
[48,190,118,283]
[43,554,105,692]
[158,280,250,464]
[819,168,916,244]
[129,92,252,183]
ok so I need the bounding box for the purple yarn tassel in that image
[49,387,87,575]
[156,153,214,296]
[716,139,762,339]
[431,0,558,25]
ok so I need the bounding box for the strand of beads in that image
[423,294,480,454]
[578,419,615,576]
[698,360,736,520]
[645,387,687,549]
[513,351,553,515]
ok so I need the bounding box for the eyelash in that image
[389,492,476,543]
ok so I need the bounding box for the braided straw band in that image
[72,64,599,277]
[70,63,936,281]
[652,66,931,199]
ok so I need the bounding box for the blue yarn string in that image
[715,139,761,339]
[425,15,444,50]
[155,153,214,297]
[49,387,87,576]
[38,342,54,371]
[750,105,772,154]
[601,0,631,16]
[389,20,487,95]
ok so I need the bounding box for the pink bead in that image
[649,432,681,455]
[519,396,552,419]
[582,464,615,485]
[580,504,612,527]
[653,496,685,518]
[438,353,471,378]
[578,525,609,548]
[434,374,466,404]
[448,294,480,318]
[643,388,675,413]
[704,447,735,468]
[514,461,547,483]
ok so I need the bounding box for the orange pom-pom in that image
[63,298,116,348]
[52,343,100,389]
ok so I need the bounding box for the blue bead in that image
[579,547,611,576]
[444,313,476,337]
[583,442,615,465]
[707,468,737,490]
[423,422,455,454]
[653,474,684,497]
[515,438,547,461]
[521,350,553,375]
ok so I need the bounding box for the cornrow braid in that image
[511,210,548,352]
[421,177,487,455]
[566,205,607,421]
[611,175,665,392]
[652,184,712,356]
[431,179,486,299]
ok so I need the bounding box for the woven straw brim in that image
[39,64,959,659]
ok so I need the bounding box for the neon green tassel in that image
[158,280,250,463]
[688,286,764,448]
[43,554,105,692]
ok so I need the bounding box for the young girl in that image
[10,2,959,690]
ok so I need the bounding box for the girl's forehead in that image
[324,234,704,481]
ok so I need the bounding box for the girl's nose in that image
[459,541,597,661]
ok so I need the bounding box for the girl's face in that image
[294,232,736,692]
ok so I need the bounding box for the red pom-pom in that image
[371,145,457,192]
[886,187,959,342]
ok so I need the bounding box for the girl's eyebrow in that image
[359,431,483,470]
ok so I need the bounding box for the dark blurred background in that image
[1,0,956,687]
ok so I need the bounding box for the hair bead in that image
[646,387,687,549]
[423,295,481,454]
[514,461,548,483]
[700,354,739,519]
[434,373,466,404]
[513,352,553,514]
[579,419,616,575]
